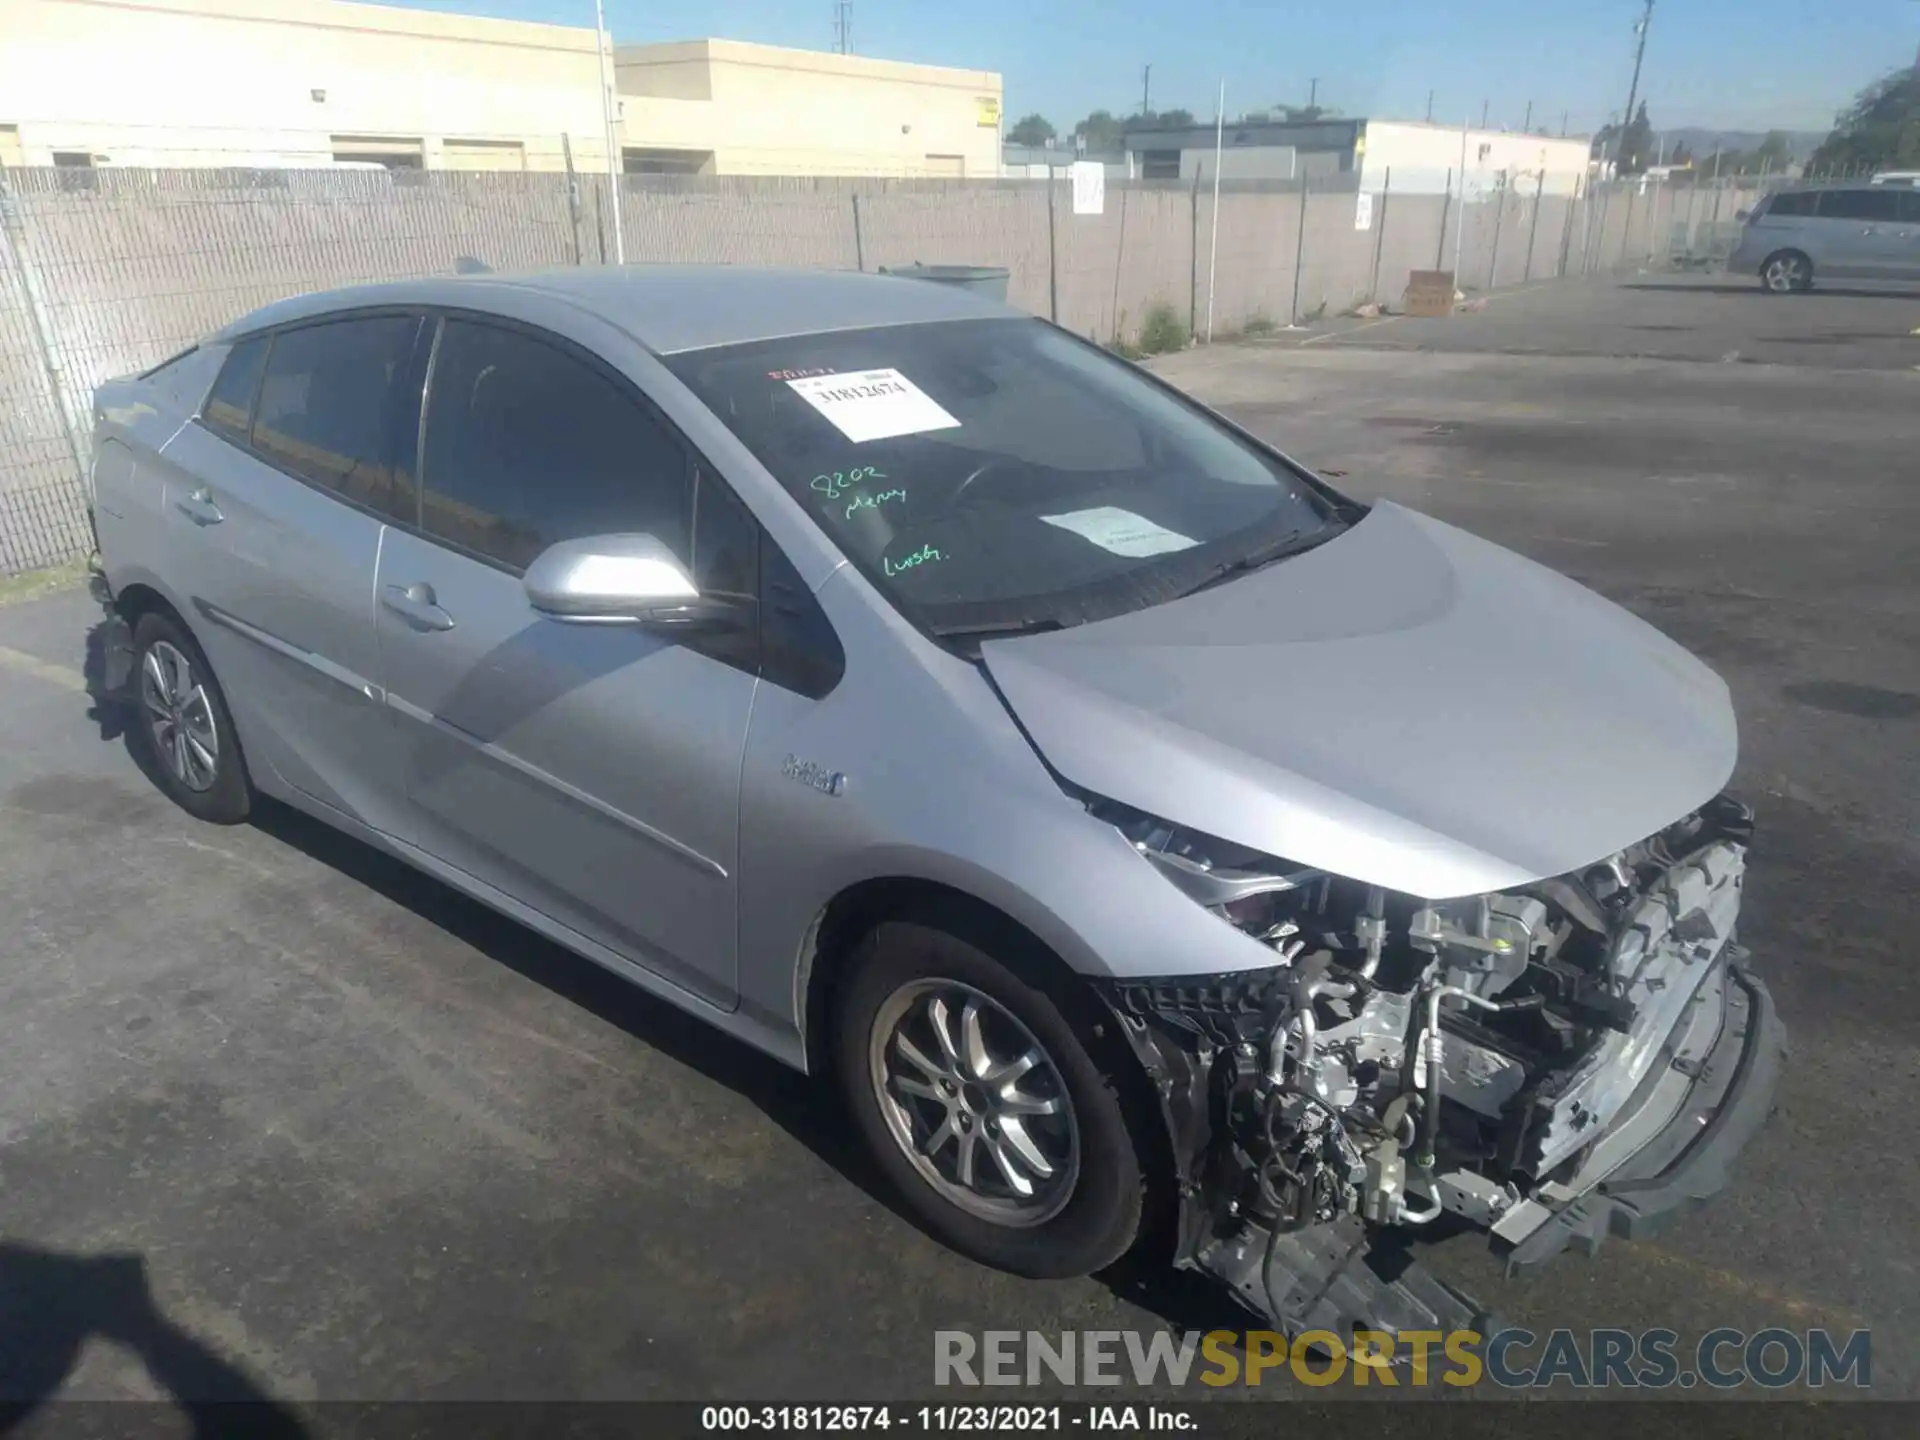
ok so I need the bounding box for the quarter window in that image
[419,318,694,572]
[250,316,423,520]
[200,336,269,445]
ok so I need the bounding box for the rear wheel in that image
[1760,250,1812,293]
[836,914,1148,1278]
[129,610,252,824]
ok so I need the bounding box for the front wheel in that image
[836,915,1149,1278]
[1760,250,1812,293]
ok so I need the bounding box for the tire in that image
[1759,250,1812,293]
[128,610,252,825]
[836,911,1149,1279]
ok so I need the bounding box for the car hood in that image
[981,502,1737,899]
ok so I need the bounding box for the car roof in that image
[214,265,1022,356]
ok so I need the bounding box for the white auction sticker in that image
[1040,506,1200,557]
[785,368,961,444]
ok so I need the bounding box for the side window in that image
[200,336,269,444]
[1898,188,1920,225]
[1763,190,1815,218]
[250,316,424,521]
[1816,188,1901,222]
[419,318,693,572]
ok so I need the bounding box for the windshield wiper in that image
[930,617,1066,642]
[1171,520,1346,600]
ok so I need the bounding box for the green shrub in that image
[1137,302,1188,355]
[1241,312,1278,336]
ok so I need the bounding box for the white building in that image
[0,0,1004,178]
[1121,115,1594,196]
[1361,120,1594,198]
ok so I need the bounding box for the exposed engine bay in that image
[1096,791,1778,1342]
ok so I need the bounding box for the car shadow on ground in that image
[248,796,1263,1335]
[1620,281,1920,300]
[0,1241,308,1437]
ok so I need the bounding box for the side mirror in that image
[523,534,740,630]
[1734,208,1750,221]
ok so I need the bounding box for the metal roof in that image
[217,264,1020,355]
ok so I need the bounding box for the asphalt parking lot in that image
[2,273,1917,1414]
[1265,269,1920,371]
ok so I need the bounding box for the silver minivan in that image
[1731,181,1920,291]
[88,266,1782,1339]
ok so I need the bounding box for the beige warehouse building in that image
[0,0,1004,177]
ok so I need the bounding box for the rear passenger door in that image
[374,314,761,1007]
[157,313,426,833]
[1814,187,1907,280]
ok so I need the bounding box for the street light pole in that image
[594,0,624,264]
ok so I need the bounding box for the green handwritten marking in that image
[845,487,907,520]
[811,465,887,501]
[883,543,945,577]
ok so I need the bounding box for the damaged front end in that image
[1095,792,1784,1342]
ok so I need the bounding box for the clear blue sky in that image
[380,0,1913,136]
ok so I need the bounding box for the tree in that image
[1008,113,1056,147]
[1809,64,1920,173]
[1707,131,1797,178]
[1618,101,1654,175]
[1152,107,1196,128]
[1072,109,1124,151]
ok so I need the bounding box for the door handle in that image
[381,581,455,632]
[175,486,224,526]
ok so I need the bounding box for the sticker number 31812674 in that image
[786,369,962,444]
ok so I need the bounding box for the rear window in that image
[140,346,199,380]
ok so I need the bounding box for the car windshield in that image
[664,317,1339,636]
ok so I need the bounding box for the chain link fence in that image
[1,166,1760,576]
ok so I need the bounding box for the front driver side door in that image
[375,314,762,1007]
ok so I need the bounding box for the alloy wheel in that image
[140,640,220,793]
[1763,255,1808,292]
[868,979,1080,1227]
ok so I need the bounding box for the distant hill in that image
[1656,127,1827,160]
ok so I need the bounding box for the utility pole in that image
[1480,98,1489,128]
[1142,65,1151,119]
[1309,77,1319,113]
[1561,109,1569,138]
[833,2,852,55]
[1615,0,1655,173]
[1426,89,1435,122]
[1523,100,1533,133]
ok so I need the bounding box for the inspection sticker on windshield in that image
[785,368,961,444]
[1040,507,1199,557]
